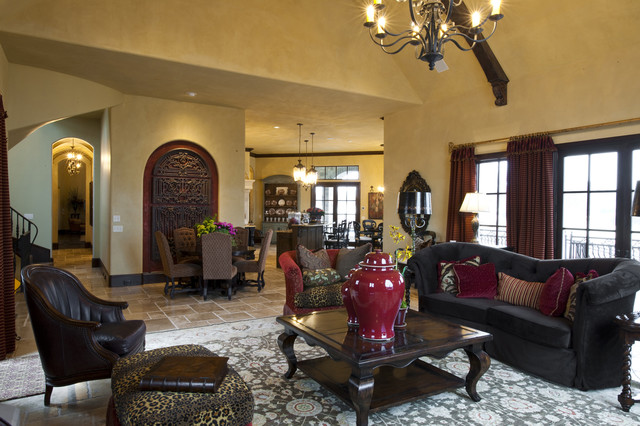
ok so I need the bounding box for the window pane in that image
[588,192,616,230]
[589,152,617,191]
[317,167,326,180]
[478,162,498,193]
[632,231,640,261]
[498,161,507,192]
[347,166,359,179]
[325,167,336,180]
[563,155,588,192]
[562,229,587,259]
[336,166,348,179]
[498,194,506,226]
[315,186,324,201]
[478,194,497,226]
[563,193,587,229]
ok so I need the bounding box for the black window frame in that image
[476,153,508,246]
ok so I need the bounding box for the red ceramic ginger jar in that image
[342,267,360,326]
[349,250,405,341]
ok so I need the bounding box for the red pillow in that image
[539,267,574,316]
[453,263,497,299]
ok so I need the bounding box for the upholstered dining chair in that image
[234,229,273,291]
[173,227,200,264]
[21,264,146,406]
[201,231,238,300]
[232,227,250,263]
[155,230,202,299]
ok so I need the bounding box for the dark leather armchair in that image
[21,264,146,406]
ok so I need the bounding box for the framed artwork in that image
[368,192,384,219]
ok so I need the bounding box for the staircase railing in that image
[11,207,39,270]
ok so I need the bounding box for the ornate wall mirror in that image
[398,170,431,237]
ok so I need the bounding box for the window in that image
[316,166,359,180]
[477,159,507,246]
[556,135,640,259]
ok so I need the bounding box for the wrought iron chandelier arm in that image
[442,21,498,51]
[368,31,422,54]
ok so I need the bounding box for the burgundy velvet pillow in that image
[453,263,497,299]
[539,267,574,316]
[437,255,481,294]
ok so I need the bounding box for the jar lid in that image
[359,249,394,268]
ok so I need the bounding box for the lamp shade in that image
[632,181,640,216]
[459,192,489,213]
[397,191,432,215]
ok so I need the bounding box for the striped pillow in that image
[496,272,545,309]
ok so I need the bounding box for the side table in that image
[614,312,640,411]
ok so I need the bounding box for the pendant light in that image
[306,132,318,186]
[292,123,306,182]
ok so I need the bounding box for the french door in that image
[311,183,360,238]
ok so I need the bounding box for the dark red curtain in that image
[0,94,15,359]
[506,134,556,259]
[446,146,477,242]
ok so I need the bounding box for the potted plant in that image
[306,207,324,223]
[395,299,408,328]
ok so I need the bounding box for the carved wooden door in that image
[143,143,217,272]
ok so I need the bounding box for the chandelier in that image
[292,123,306,182]
[292,124,318,188]
[66,140,82,176]
[363,0,503,70]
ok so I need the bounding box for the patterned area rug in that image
[0,354,45,401]
[145,318,640,425]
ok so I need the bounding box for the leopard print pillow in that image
[294,283,343,308]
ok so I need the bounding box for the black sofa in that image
[407,242,640,390]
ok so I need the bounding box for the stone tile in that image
[216,311,255,322]
[159,305,196,316]
[144,318,177,332]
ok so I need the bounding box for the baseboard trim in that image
[110,273,143,287]
[143,273,166,284]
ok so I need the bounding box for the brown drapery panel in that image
[446,146,477,242]
[506,134,556,259]
[0,94,15,359]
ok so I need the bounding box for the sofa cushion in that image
[487,305,572,349]
[335,243,371,280]
[302,268,342,288]
[564,270,599,322]
[496,272,544,309]
[423,292,509,324]
[454,263,497,299]
[297,245,331,270]
[438,256,481,294]
[294,283,343,309]
[540,267,574,316]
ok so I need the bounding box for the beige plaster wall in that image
[253,154,384,229]
[98,109,111,270]
[5,64,123,135]
[0,43,7,95]
[108,95,245,275]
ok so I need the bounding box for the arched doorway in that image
[142,141,218,272]
[51,138,94,250]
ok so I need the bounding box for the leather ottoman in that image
[108,344,254,425]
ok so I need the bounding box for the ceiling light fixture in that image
[66,139,82,176]
[292,123,306,183]
[363,0,503,70]
[305,132,318,186]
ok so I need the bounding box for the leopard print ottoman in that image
[111,344,254,426]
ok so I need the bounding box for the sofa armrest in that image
[279,251,304,311]
[579,260,640,305]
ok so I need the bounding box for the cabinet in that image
[263,183,297,223]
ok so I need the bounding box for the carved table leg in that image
[348,368,374,426]
[619,340,634,412]
[277,331,298,379]
[464,343,491,402]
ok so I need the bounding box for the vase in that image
[349,250,405,341]
[395,307,408,328]
[342,268,360,326]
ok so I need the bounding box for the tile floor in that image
[5,245,419,424]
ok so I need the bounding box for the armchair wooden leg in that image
[258,272,265,291]
[44,384,53,406]
[203,279,208,301]
[163,278,169,295]
[227,280,232,300]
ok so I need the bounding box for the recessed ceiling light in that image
[273,126,280,129]
[347,140,352,143]
[185,91,197,97]
[327,137,333,140]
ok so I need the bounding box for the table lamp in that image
[397,191,432,254]
[459,192,489,243]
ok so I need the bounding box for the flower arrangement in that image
[389,225,413,266]
[306,207,324,217]
[195,216,237,238]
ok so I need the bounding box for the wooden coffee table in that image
[277,309,492,426]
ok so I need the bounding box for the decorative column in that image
[244,179,255,224]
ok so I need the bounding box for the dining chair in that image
[232,227,250,263]
[173,227,200,264]
[234,229,273,291]
[353,221,373,247]
[324,220,347,249]
[362,219,377,237]
[155,231,202,299]
[201,232,238,300]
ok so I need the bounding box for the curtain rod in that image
[448,116,640,152]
